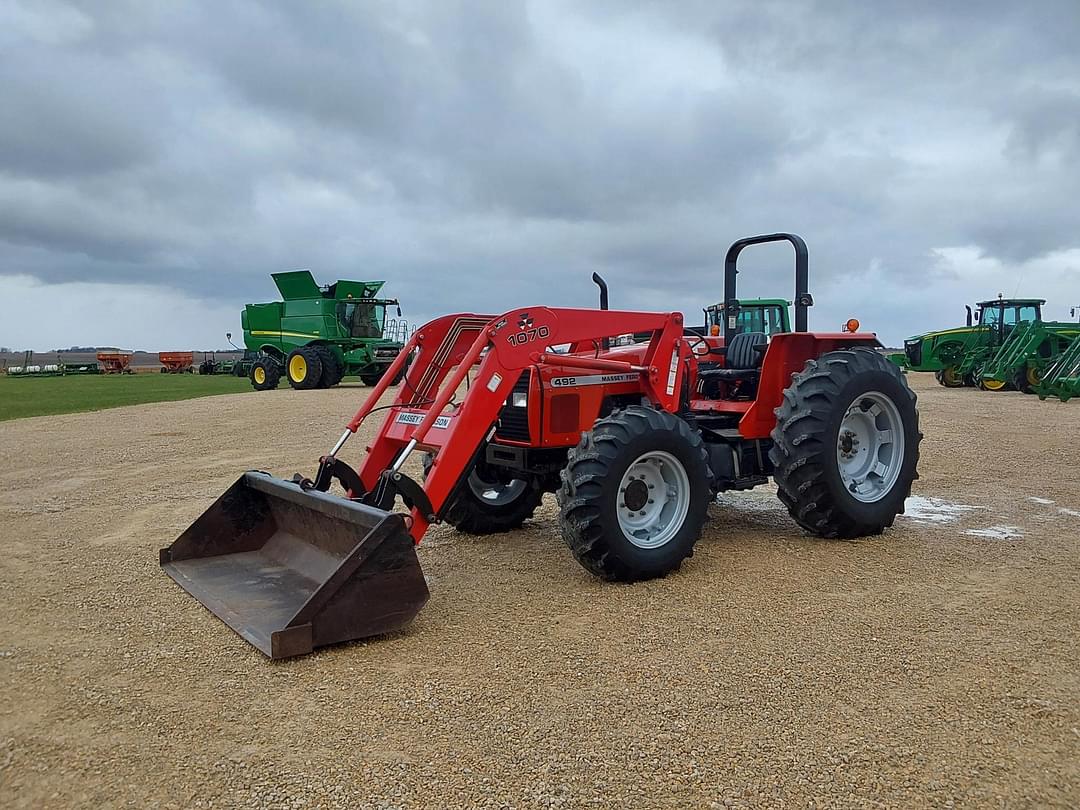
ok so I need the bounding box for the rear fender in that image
[740,333,882,439]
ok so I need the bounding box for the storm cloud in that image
[1,0,1078,349]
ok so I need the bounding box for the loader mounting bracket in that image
[296,455,365,497]
[364,470,436,523]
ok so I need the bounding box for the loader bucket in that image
[160,472,428,659]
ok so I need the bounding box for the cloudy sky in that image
[1,0,1078,350]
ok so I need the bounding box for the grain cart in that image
[161,234,921,659]
[96,352,134,374]
[158,352,195,373]
[979,321,1080,393]
[242,271,405,392]
[900,296,1045,387]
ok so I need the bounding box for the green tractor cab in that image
[242,271,407,391]
[900,296,1046,387]
[704,298,791,337]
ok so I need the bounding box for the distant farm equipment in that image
[241,271,406,392]
[899,296,1050,388]
[96,352,134,374]
[979,320,1080,393]
[158,352,195,374]
[1035,337,1080,402]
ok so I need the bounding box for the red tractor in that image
[162,234,920,658]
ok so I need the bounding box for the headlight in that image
[511,392,528,407]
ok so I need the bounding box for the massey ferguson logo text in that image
[395,412,452,429]
[506,311,550,346]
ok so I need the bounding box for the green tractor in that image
[704,297,791,337]
[979,319,1080,393]
[900,296,1047,388]
[242,271,406,391]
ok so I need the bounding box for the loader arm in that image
[350,307,689,542]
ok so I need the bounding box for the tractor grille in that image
[494,372,531,443]
[373,346,400,360]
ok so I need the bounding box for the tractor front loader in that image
[162,234,922,659]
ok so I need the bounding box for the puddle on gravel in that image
[900,495,981,524]
[714,488,782,513]
[1059,508,1080,518]
[965,525,1024,540]
[1028,497,1055,505]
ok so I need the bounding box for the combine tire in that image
[314,346,344,388]
[249,358,280,391]
[770,347,921,539]
[422,453,542,534]
[557,406,712,582]
[359,368,385,386]
[286,347,323,390]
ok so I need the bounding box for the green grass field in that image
[0,373,253,422]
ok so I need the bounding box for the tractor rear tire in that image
[250,358,280,391]
[422,453,542,534]
[286,347,323,390]
[314,346,344,388]
[770,347,921,539]
[557,406,712,582]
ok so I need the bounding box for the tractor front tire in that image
[422,453,543,534]
[938,366,964,387]
[359,368,385,386]
[770,347,921,539]
[557,406,712,582]
[249,358,281,391]
[286,347,323,390]
[314,346,344,388]
[1014,365,1040,394]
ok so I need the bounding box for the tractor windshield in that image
[337,301,385,338]
[980,305,1002,327]
[1016,304,1039,323]
[705,304,788,336]
[736,305,787,336]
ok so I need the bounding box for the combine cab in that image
[162,234,922,658]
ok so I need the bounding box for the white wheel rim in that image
[616,450,691,549]
[836,391,906,503]
[467,471,526,506]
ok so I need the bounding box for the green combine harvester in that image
[898,296,1049,388]
[242,271,406,391]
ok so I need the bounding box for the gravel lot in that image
[1,373,1078,808]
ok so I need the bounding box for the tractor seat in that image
[698,331,768,383]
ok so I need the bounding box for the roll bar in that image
[722,233,812,339]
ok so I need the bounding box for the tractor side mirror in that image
[974,311,980,323]
[226,332,231,340]
[396,306,402,317]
